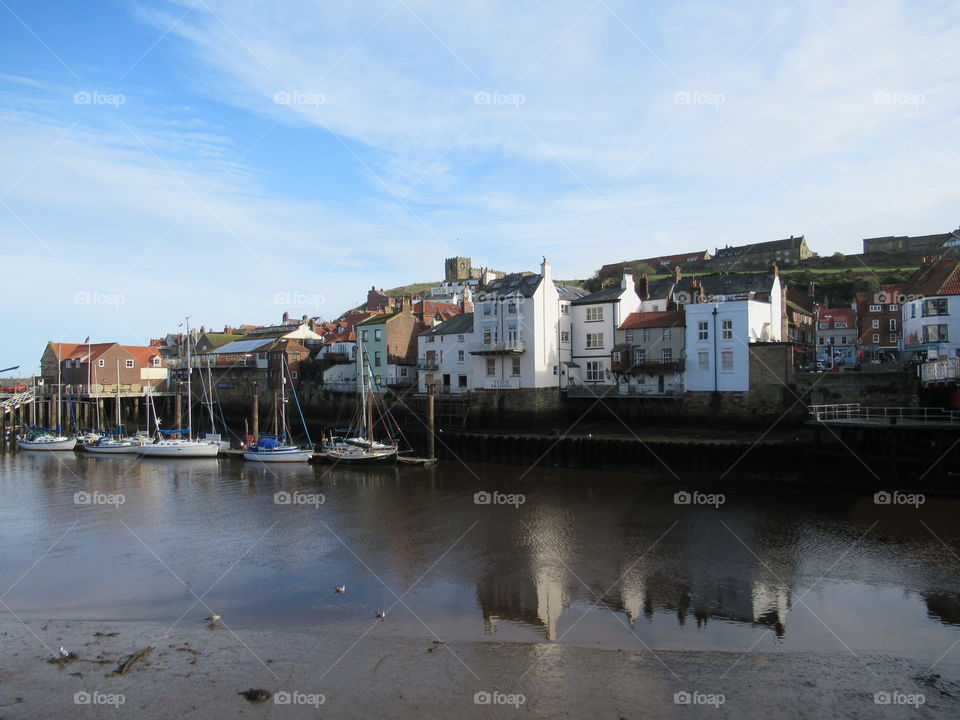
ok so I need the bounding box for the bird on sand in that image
[206,614,222,623]
[335,585,346,594]
[376,611,386,621]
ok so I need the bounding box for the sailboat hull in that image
[324,448,397,465]
[135,441,220,458]
[83,443,138,454]
[242,448,314,463]
[17,437,78,451]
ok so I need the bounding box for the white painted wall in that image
[569,274,641,384]
[417,330,476,393]
[903,295,960,359]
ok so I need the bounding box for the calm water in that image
[2,451,960,667]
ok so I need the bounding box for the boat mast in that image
[206,361,216,434]
[56,348,62,435]
[280,356,288,442]
[185,317,193,441]
[115,359,121,437]
[366,350,375,448]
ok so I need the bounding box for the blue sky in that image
[1,0,958,373]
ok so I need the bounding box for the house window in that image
[560,330,570,343]
[841,337,847,344]
[698,351,709,371]
[486,357,496,376]
[923,324,949,342]
[721,351,734,372]
[818,322,829,329]
[507,302,517,314]
[482,327,497,345]
[923,298,948,316]
[586,361,603,381]
[511,357,521,376]
[458,334,464,342]
[661,348,673,363]
[872,333,880,344]
[625,330,634,342]
[698,321,709,340]
[633,348,646,364]
[561,304,569,315]
[911,305,916,318]
[818,337,824,345]
[888,319,897,331]
[662,327,671,341]
[586,306,603,322]
[457,350,464,363]
[152,357,161,367]
[98,359,105,367]
[889,334,898,343]
[458,375,468,388]
[374,329,382,341]
[291,371,298,379]
[869,304,881,312]
[399,367,408,377]
[586,333,604,349]
[642,328,651,342]
[872,319,880,329]
[374,351,381,367]
[125,359,134,369]
[426,336,435,343]
[835,322,847,329]
[722,319,733,340]
[889,304,898,312]
[362,330,368,341]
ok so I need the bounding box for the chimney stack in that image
[673,266,682,283]
[639,272,650,300]
[621,272,634,291]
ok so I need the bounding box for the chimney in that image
[769,260,779,277]
[639,272,650,300]
[621,272,634,291]
[540,256,552,283]
[302,314,308,324]
[461,286,474,313]
[672,266,681,283]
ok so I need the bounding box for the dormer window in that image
[152,357,161,367]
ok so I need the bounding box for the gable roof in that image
[904,259,960,297]
[571,284,627,305]
[618,310,685,330]
[555,284,589,302]
[818,308,855,327]
[480,272,543,299]
[203,338,276,355]
[675,272,777,298]
[418,312,474,337]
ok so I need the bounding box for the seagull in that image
[57,646,70,658]
[335,585,346,594]
[376,611,386,621]
[206,614,221,623]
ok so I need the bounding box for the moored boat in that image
[17,433,78,451]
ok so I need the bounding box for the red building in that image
[854,284,903,361]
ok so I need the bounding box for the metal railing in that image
[468,340,525,354]
[809,403,960,424]
[921,358,960,383]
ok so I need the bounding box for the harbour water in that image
[2,451,959,670]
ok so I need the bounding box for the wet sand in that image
[2,619,959,718]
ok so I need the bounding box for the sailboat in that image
[324,340,398,465]
[17,352,77,451]
[84,360,142,454]
[243,357,314,463]
[135,318,220,458]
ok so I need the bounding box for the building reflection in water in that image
[476,502,794,641]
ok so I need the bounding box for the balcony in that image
[320,352,354,364]
[921,358,960,385]
[469,340,525,355]
[418,358,441,371]
[612,359,685,376]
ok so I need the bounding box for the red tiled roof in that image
[124,345,165,366]
[819,308,855,327]
[904,259,960,297]
[618,310,685,330]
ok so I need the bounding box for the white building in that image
[417,313,475,395]
[568,273,641,386]
[902,259,960,361]
[470,260,587,391]
[683,278,783,392]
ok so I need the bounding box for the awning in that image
[563,361,580,368]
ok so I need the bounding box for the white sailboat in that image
[84,360,141,454]
[17,354,76,451]
[324,340,398,465]
[243,357,313,463]
[135,318,220,458]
